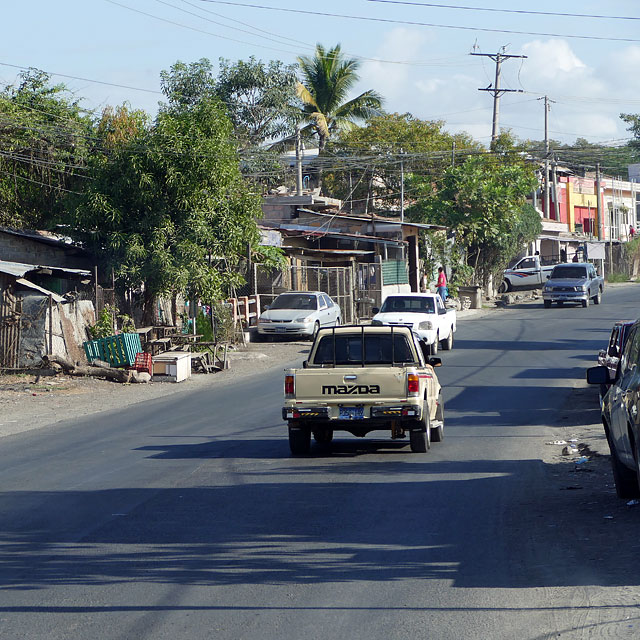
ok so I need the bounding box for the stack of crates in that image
[83,333,143,368]
[133,352,153,376]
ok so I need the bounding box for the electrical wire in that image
[196,1,640,43]
[365,1,640,22]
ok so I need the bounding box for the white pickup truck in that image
[283,325,444,455]
[370,292,456,355]
[499,255,555,293]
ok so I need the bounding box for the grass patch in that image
[607,272,630,283]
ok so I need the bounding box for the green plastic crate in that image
[83,333,142,368]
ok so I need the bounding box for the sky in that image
[3,1,640,148]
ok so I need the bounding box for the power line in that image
[196,1,640,43]
[365,1,640,22]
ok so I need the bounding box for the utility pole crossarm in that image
[472,50,527,143]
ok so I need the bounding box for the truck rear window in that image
[551,266,587,279]
[313,334,417,365]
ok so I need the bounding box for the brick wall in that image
[0,233,92,270]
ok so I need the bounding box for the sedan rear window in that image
[551,266,587,279]
[313,334,417,365]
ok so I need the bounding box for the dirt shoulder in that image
[0,339,311,439]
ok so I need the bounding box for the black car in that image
[596,320,634,403]
[587,319,640,498]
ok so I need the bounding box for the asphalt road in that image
[2,285,640,640]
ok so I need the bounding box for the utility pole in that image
[295,126,303,196]
[472,49,527,145]
[596,163,603,241]
[400,149,405,223]
[538,95,555,220]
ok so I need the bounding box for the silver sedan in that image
[257,291,342,339]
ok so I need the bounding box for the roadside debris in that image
[43,354,151,384]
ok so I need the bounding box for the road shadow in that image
[2,449,639,596]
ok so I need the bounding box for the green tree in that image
[68,69,268,324]
[520,135,635,177]
[408,133,539,289]
[215,56,298,149]
[296,43,383,151]
[324,112,480,214]
[621,113,640,158]
[0,69,92,228]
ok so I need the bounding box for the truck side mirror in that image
[372,307,380,315]
[302,360,308,369]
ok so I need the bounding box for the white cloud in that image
[522,39,586,79]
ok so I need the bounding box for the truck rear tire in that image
[410,410,431,453]
[288,424,311,455]
[441,331,453,351]
[313,429,333,444]
[410,429,427,453]
[594,289,602,305]
[431,394,444,443]
[498,280,511,294]
[430,337,438,356]
[543,300,551,308]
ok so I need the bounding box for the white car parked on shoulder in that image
[257,291,342,340]
[371,292,456,354]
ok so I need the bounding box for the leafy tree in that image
[621,113,640,158]
[67,75,270,324]
[324,112,480,214]
[214,56,298,149]
[518,135,635,178]
[0,69,92,228]
[407,133,539,289]
[159,58,217,110]
[296,43,383,151]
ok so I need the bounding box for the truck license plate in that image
[339,406,364,420]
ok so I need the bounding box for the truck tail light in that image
[284,374,295,398]
[407,373,419,396]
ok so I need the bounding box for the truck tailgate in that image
[294,367,409,403]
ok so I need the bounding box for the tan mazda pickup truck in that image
[282,325,444,455]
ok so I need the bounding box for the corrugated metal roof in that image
[0,259,91,278]
[15,278,65,303]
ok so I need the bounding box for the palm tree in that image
[297,44,383,151]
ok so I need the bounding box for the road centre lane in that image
[2,285,640,639]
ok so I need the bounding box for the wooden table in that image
[148,337,172,355]
[153,326,177,339]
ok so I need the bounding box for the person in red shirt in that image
[436,267,448,302]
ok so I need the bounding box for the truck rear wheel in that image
[288,424,311,455]
[431,393,444,443]
[410,410,431,453]
[593,289,602,305]
[441,331,453,351]
[313,429,333,444]
[543,300,551,309]
[430,337,438,355]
